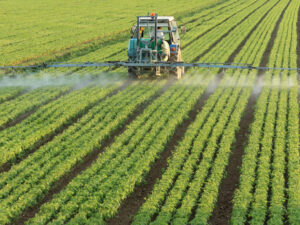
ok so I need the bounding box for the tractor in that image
[127,14,185,79]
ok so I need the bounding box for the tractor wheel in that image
[181,65,185,75]
[169,49,183,79]
[179,49,185,75]
[128,67,138,79]
[169,66,182,79]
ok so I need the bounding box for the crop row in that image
[133,71,243,225]
[25,74,213,224]
[0,84,117,167]
[231,0,300,224]
[0,81,164,224]
[183,0,278,62]
[0,86,69,129]
[133,0,292,223]
[182,0,258,50]
[0,86,25,104]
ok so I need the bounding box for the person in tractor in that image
[150,27,170,61]
[150,26,164,39]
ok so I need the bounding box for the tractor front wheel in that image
[128,67,138,79]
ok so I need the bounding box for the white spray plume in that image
[0,72,125,89]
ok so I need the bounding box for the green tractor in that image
[127,14,185,79]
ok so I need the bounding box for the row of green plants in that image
[230,75,272,224]
[133,72,243,225]
[286,73,300,225]
[0,86,69,129]
[183,0,278,62]
[190,0,294,218]
[134,0,291,222]
[25,74,213,225]
[27,79,188,224]
[0,87,25,104]
[231,0,300,224]
[0,85,116,166]
[0,81,163,225]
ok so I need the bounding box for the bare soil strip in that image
[13,80,174,225]
[0,82,131,174]
[209,2,291,224]
[106,75,221,225]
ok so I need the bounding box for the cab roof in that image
[138,16,175,21]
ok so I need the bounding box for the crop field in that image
[0,0,299,224]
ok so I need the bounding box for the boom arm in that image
[1,61,300,71]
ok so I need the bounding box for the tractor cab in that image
[127,14,185,79]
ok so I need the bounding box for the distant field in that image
[0,0,299,225]
[0,0,221,66]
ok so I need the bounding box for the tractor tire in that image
[169,49,183,79]
[128,67,138,79]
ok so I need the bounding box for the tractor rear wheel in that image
[169,49,183,79]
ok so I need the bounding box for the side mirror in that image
[180,26,186,35]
